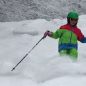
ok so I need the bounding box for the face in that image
[69,18,78,26]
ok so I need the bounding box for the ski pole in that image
[11,36,45,71]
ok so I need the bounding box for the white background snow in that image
[0,15,86,86]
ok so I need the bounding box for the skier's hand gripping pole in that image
[43,30,52,38]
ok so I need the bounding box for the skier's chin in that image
[70,23,77,27]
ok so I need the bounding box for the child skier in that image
[44,11,86,60]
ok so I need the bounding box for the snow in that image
[0,16,86,86]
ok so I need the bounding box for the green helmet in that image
[67,11,79,19]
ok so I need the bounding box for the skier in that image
[44,11,86,60]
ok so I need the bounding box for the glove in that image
[44,30,52,38]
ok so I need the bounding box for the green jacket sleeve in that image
[50,29,63,39]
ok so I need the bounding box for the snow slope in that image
[0,15,86,86]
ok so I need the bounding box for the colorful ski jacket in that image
[51,24,86,51]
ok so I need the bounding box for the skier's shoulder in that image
[59,24,69,29]
[75,26,82,33]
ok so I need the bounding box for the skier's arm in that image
[50,29,63,39]
[80,37,86,43]
[44,29,63,39]
[77,29,86,43]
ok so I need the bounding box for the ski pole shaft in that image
[11,53,28,71]
[11,36,45,71]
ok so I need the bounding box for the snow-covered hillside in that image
[0,0,86,21]
[0,15,86,86]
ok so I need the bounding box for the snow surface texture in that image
[0,15,86,86]
[0,0,86,21]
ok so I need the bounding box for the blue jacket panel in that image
[58,43,78,52]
